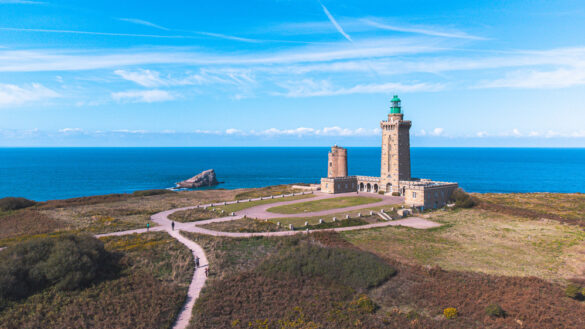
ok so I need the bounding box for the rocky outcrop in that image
[176,169,219,189]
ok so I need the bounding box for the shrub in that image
[485,303,506,318]
[354,294,377,314]
[0,197,36,211]
[0,234,115,303]
[443,307,458,319]
[392,192,401,197]
[450,188,476,208]
[258,244,396,290]
[132,189,175,197]
[565,283,583,300]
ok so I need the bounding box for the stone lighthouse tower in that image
[380,95,411,193]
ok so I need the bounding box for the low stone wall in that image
[321,176,358,194]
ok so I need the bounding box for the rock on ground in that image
[176,169,219,188]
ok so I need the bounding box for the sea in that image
[1,147,584,201]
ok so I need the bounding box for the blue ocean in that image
[1,147,584,201]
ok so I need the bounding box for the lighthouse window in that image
[412,192,417,198]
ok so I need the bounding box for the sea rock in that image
[176,169,219,188]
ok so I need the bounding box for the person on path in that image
[195,256,200,268]
[204,267,209,277]
[146,222,150,232]
[171,221,175,231]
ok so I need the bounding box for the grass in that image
[214,193,314,213]
[267,205,400,227]
[266,196,382,214]
[168,208,218,223]
[0,188,244,245]
[342,208,585,282]
[234,184,306,200]
[182,232,401,329]
[0,232,192,328]
[200,217,286,233]
[476,192,585,225]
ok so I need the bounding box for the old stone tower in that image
[327,145,348,178]
[380,95,411,192]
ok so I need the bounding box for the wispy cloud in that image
[478,67,585,89]
[114,68,256,88]
[111,89,175,103]
[276,79,442,97]
[216,126,380,137]
[58,128,83,133]
[117,18,170,31]
[363,19,485,40]
[0,83,59,107]
[320,3,352,42]
[114,69,167,87]
[0,0,44,4]
[193,31,262,43]
[0,27,192,39]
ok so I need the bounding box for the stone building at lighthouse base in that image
[320,95,458,210]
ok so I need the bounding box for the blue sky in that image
[1,0,585,146]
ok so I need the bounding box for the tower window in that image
[412,192,417,198]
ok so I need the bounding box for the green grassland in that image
[266,196,382,214]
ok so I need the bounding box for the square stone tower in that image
[380,95,411,193]
[327,145,348,178]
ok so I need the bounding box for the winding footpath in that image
[36,191,440,329]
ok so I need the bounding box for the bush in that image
[443,307,458,319]
[565,283,584,300]
[354,294,377,314]
[132,189,175,197]
[0,234,115,303]
[258,244,396,290]
[450,188,476,208]
[485,303,506,317]
[0,197,36,211]
[392,192,401,197]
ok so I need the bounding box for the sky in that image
[1,0,585,147]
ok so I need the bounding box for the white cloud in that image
[225,128,243,135]
[320,4,352,42]
[0,83,59,107]
[479,67,585,89]
[0,0,44,3]
[58,128,83,133]
[476,131,488,138]
[114,69,166,87]
[277,79,442,97]
[512,128,522,136]
[117,18,169,31]
[111,89,175,103]
[430,128,444,136]
[363,19,485,40]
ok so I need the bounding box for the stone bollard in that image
[304,221,309,227]
[381,209,385,213]
[357,212,361,217]
[236,200,239,203]
[345,214,350,219]
[332,217,337,222]
[319,218,323,224]
[289,224,294,230]
[391,207,394,211]
[369,211,374,216]
[223,201,227,205]
[277,222,281,227]
[221,210,225,213]
[248,199,251,202]
[271,195,274,199]
[231,212,235,216]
